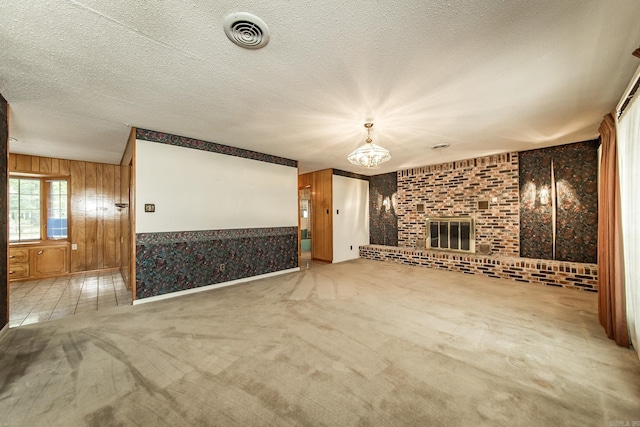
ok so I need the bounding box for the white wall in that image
[136,139,298,233]
[332,175,369,263]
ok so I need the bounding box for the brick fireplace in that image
[362,143,599,291]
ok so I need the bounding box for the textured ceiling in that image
[2,1,640,175]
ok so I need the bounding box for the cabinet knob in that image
[37,250,44,255]
[9,255,14,259]
[9,271,14,275]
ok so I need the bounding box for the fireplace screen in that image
[427,217,475,253]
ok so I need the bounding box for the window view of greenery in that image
[47,180,68,239]
[9,177,69,242]
[9,178,41,242]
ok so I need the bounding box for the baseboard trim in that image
[9,266,122,283]
[133,267,301,305]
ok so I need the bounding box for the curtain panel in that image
[617,91,640,356]
[597,114,629,347]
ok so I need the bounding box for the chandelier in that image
[347,123,391,168]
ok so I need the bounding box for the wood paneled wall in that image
[299,169,333,262]
[9,153,125,273]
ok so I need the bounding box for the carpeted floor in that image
[1,259,639,426]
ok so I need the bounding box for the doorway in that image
[299,187,311,265]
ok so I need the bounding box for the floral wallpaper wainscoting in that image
[136,227,298,299]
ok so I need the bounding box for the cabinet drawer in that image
[9,248,29,264]
[9,264,29,279]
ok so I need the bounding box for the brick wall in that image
[360,245,597,291]
[397,153,520,256]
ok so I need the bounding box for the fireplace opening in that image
[427,217,475,253]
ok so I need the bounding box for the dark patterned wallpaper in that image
[519,140,599,263]
[332,169,370,181]
[136,227,298,299]
[553,141,599,262]
[136,128,297,168]
[0,95,7,328]
[519,150,553,259]
[369,172,398,246]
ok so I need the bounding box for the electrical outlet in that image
[144,203,155,212]
[71,244,78,250]
[219,264,225,272]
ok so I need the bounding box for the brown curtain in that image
[597,113,629,347]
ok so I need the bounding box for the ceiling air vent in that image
[223,12,270,49]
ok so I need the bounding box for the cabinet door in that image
[32,246,69,277]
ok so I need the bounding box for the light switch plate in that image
[144,204,155,212]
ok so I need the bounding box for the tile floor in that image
[8,271,132,328]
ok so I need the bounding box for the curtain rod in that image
[618,78,639,119]
[617,47,640,118]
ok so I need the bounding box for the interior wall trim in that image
[332,169,370,181]
[135,128,297,168]
[399,153,512,178]
[133,267,300,305]
[137,226,298,244]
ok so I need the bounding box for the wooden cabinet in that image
[8,248,29,279]
[9,242,70,281]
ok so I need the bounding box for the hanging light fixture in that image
[347,123,391,168]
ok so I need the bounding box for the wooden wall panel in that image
[96,163,105,269]
[51,158,59,174]
[70,160,86,272]
[85,161,98,271]
[39,157,51,173]
[9,153,123,274]
[59,159,70,175]
[103,164,116,268]
[16,154,30,171]
[7,152,16,171]
[114,166,122,268]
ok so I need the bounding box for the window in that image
[9,176,69,242]
[9,178,41,241]
[46,179,68,239]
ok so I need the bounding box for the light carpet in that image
[0,259,639,426]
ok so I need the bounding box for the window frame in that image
[9,173,71,243]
